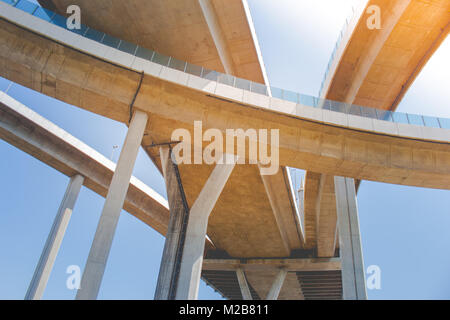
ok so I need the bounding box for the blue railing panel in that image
[168,57,186,72]
[271,87,283,100]
[14,0,37,14]
[102,34,121,48]
[152,52,170,66]
[135,46,154,61]
[33,7,55,21]
[423,116,441,128]
[118,40,137,55]
[185,63,202,77]
[84,28,104,42]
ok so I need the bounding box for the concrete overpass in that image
[0,87,345,300]
[320,0,450,110]
[38,0,269,84]
[0,0,449,300]
[304,0,450,257]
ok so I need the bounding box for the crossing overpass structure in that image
[304,0,450,257]
[0,0,448,300]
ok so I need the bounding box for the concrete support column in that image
[154,146,190,300]
[266,269,287,300]
[236,268,252,300]
[76,110,148,300]
[175,154,236,300]
[198,0,236,75]
[334,176,367,300]
[25,174,84,300]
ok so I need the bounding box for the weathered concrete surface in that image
[39,0,267,83]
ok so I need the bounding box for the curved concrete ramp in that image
[39,0,268,84]
[0,13,447,189]
[0,90,170,235]
[309,0,449,257]
[321,0,449,110]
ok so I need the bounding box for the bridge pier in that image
[236,268,253,300]
[25,174,84,300]
[76,110,148,300]
[154,146,191,300]
[155,151,236,300]
[266,269,287,300]
[334,177,367,300]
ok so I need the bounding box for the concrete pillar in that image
[334,176,367,300]
[76,110,148,300]
[266,269,287,300]
[175,154,236,300]
[236,268,252,300]
[198,0,236,75]
[154,146,190,300]
[155,152,235,300]
[25,174,84,300]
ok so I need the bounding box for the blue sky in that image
[0,0,449,300]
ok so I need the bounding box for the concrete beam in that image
[236,268,252,300]
[198,0,236,75]
[303,171,321,249]
[25,174,84,300]
[258,165,303,254]
[334,176,367,300]
[244,269,304,300]
[176,154,236,300]
[315,174,338,257]
[76,110,148,300]
[343,0,411,105]
[266,269,287,300]
[202,257,341,272]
